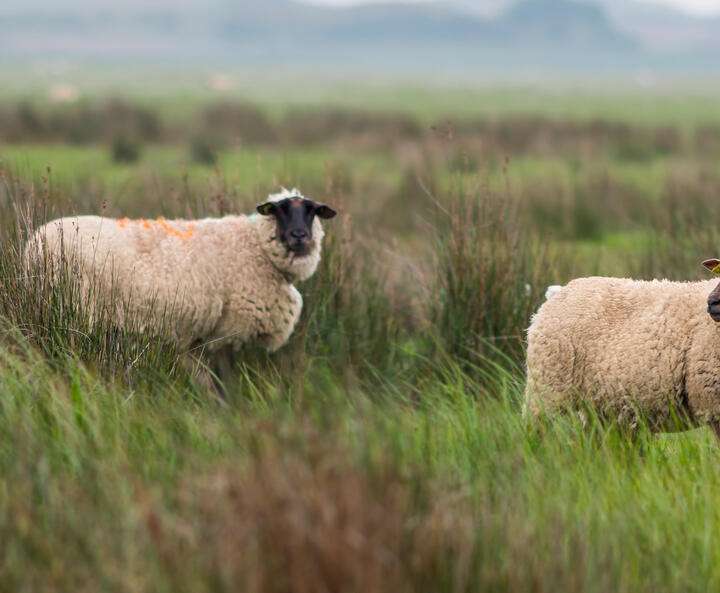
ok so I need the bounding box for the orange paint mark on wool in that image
[156,217,194,240]
[116,217,193,240]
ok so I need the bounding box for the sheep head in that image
[257,189,336,257]
[702,259,720,322]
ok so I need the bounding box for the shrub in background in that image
[197,102,276,145]
[111,135,141,163]
[189,135,219,165]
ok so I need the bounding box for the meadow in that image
[2,85,720,591]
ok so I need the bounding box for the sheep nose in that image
[708,298,720,321]
[290,229,308,240]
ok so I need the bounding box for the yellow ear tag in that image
[712,264,720,275]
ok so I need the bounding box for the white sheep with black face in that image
[26,188,337,353]
[525,259,720,438]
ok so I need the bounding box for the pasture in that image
[2,83,720,591]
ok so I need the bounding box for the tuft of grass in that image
[429,175,550,364]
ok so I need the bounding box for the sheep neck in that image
[254,216,323,284]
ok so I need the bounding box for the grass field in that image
[2,86,720,591]
[5,64,720,124]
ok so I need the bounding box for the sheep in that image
[524,260,720,438]
[26,188,336,355]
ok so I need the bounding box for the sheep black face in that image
[702,259,720,322]
[257,196,336,256]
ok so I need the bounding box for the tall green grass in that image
[2,335,720,591]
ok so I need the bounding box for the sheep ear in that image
[702,259,720,274]
[257,202,276,216]
[315,204,337,219]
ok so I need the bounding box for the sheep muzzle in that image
[708,282,720,323]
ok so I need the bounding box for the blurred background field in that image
[3,0,720,591]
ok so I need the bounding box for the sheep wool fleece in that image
[525,276,720,430]
[28,212,326,352]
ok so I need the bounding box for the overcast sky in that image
[300,0,720,17]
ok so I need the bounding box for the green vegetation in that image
[2,90,720,590]
[4,341,720,592]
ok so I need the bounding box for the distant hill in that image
[601,0,720,52]
[218,0,634,50]
[0,0,718,71]
[498,0,635,50]
[218,1,498,45]
[453,0,720,52]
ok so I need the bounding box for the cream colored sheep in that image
[525,264,720,436]
[26,188,336,354]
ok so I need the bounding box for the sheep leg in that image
[211,344,236,386]
[709,421,720,442]
[179,341,226,397]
